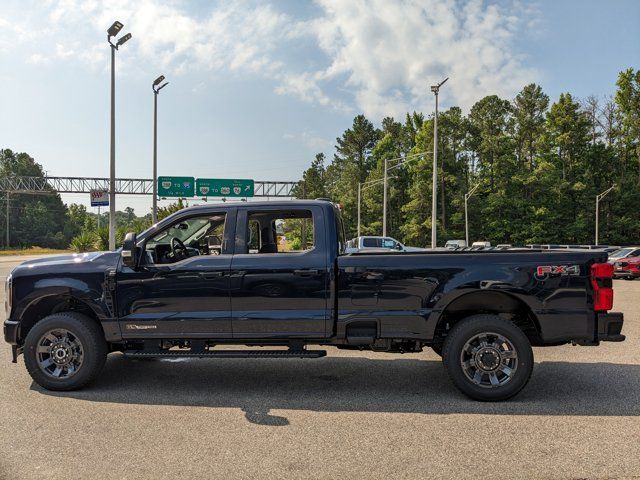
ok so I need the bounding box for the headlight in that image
[4,272,12,318]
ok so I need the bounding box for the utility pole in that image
[595,184,615,245]
[430,77,448,249]
[152,75,169,224]
[464,183,480,247]
[382,157,388,237]
[107,21,131,250]
[358,177,392,237]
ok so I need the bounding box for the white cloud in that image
[306,0,538,116]
[7,0,539,117]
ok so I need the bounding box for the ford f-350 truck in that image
[3,200,625,401]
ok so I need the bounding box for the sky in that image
[1,0,638,215]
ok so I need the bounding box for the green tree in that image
[294,153,328,199]
[0,149,68,248]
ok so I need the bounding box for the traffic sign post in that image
[196,178,254,198]
[157,176,195,197]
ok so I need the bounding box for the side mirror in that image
[396,244,403,250]
[121,232,139,269]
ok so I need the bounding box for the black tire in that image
[442,314,533,401]
[430,344,443,357]
[24,312,107,391]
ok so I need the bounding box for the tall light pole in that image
[430,77,448,249]
[464,183,480,247]
[152,75,169,224]
[382,157,388,236]
[357,182,361,237]
[595,184,615,245]
[107,21,131,250]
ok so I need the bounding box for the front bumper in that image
[613,270,640,279]
[597,312,625,342]
[3,319,19,345]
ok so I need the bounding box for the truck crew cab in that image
[3,200,625,401]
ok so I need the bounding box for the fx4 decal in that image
[536,265,580,279]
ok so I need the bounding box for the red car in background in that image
[613,256,640,280]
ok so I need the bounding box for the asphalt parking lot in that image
[0,255,639,480]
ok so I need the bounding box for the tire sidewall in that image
[443,315,534,401]
[24,313,106,391]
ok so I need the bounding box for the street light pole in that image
[106,21,131,250]
[595,184,615,245]
[430,77,448,249]
[5,192,9,248]
[464,183,480,247]
[357,182,361,237]
[382,157,388,237]
[109,42,116,249]
[152,75,169,224]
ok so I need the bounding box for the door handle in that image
[294,269,319,277]
[201,272,224,279]
[173,274,201,280]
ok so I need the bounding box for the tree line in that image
[295,68,640,246]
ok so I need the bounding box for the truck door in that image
[229,205,330,338]
[116,210,234,338]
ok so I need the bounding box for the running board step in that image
[124,349,327,359]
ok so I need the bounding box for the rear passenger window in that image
[244,210,314,254]
[362,238,380,248]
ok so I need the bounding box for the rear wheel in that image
[24,312,107,391]
[442,314,533,401]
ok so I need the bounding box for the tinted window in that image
[362,238,380,247]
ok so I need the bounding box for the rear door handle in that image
[294,269,319,276]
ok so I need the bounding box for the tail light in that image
[591,263,614,312]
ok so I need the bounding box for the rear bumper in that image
[3,319,19,345]
[597,312,625,342]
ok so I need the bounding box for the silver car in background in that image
[345,236,427,253]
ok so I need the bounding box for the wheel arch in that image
[17,293,104,344]
[431,290,543,345]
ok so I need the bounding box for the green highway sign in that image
[196,178,254,197]
[157,176,195,197]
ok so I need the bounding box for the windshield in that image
[609,248,633,259]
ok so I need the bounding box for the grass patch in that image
[0,247,72,256]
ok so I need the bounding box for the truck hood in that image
[11,251,121,276]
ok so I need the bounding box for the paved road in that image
[0,256,639,480]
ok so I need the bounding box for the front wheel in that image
[442,314,533,401]
[24,312,107,391]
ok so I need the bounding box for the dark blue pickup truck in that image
[3,200,624,400]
